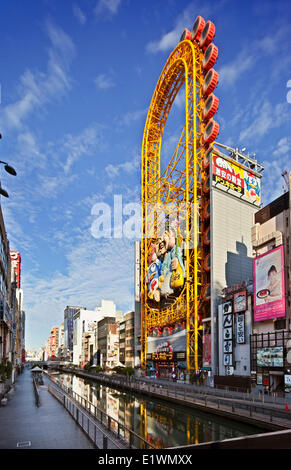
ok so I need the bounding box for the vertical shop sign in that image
[203,334,211,367]
[222,301,233,367]
[236,313,245,344]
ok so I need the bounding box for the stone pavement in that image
[0,367,95,449]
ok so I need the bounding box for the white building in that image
[72,301,122,366]
[73,309,98,365]
[95,299,122,323]
[58,322,64,359]
[106,325,120,369]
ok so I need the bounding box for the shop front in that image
[146,324,187,380]
[147,351,187,381]
[250,335,291,395]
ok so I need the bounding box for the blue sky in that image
[0,0,290,350]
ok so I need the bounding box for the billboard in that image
[253,246,285,322]
[257,347,283,368]
[212,153,261,204]
[10,251,21,287]
[146,220,186,307]
[147,325,186,357]
[234,291,247,312]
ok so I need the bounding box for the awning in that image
[30,366,43,372]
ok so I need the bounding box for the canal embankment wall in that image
[168,428,291,449]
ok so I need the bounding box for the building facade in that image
[209,145,263,384]
[58,322,64,360]
[64,306,85,360]
[250,179,291,394]
[119,311,135,368]
[50,326,59,360]
[72,309,97,366]
[97,317,119,370]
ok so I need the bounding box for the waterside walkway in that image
[0,367,95,449]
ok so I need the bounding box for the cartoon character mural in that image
[245,172,260,203]
[146,244,163,302]
[146,220,186,302]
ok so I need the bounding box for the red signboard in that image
[203,334,211,367]
[22,349,26,363]
[10,251,21,288]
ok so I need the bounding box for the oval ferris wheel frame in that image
[141,39,210,372]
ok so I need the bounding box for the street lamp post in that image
[0,132,17,198]
[0,160,17,198]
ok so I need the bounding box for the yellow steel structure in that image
[141,39,208,373]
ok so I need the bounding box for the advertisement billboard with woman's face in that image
[253,246,285,322]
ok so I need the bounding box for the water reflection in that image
[52,373,259,448]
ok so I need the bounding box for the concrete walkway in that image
[0,367,95,449]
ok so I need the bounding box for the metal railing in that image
[47,375,155,450]
[32,378,40,407]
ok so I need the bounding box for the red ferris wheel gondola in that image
[203,68,219,96]
[203,146,212,170]
[203,253,211,272]
[180,28,192,42]
[203,93,219,121]
[201,283,211,301]
[203,225,210,245]
[202,43,218,72]
[199,21,216,49]
[203,199,211,219]
[203,120,220,144]
[203,174,211,193]
[191,16,205,42]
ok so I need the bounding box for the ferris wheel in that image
[140,15,220,372]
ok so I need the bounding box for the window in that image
[274,319,286,330]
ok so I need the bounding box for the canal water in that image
[50,372,261,448]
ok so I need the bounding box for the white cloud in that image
[273,137,291,157]
[17,131,46,169]
[61,123,105,173]
[219,52,254,86]
[94,0,122,17]
[219,26,290,87]
[261,155,290,205]
[73,4,87,24]
[0,21,75,132]
[37,173,77,199]
[145,1,215,54]
[105,152,139,178]
[239,101,289,142]
[94,73,115,90]
[23,234,135,349]
[146,29,181,54]
[105,164,120,178]
[118,108,147,127]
